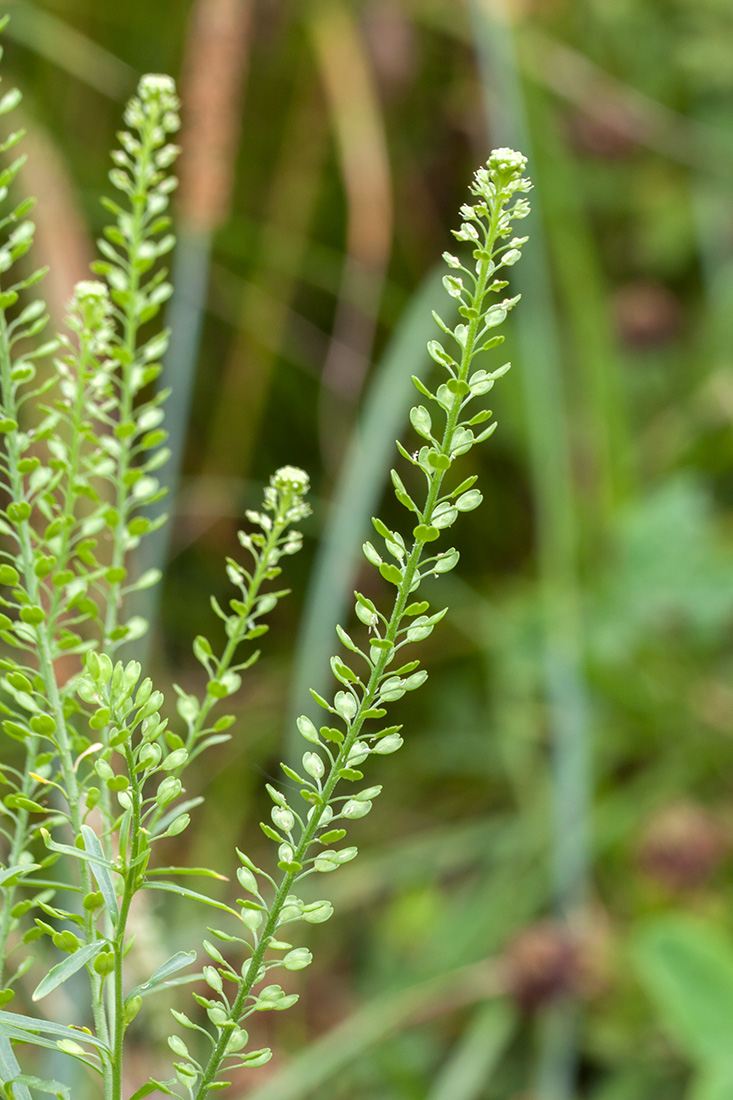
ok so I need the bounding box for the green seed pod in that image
[52,930,80,954]
[123,995,142,1025]
[94,950,115,976]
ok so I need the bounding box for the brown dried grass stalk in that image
[178,0,253,232]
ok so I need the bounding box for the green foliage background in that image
[4,0,733,1096]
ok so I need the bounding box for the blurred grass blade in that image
[692,180,733,377]
[178,0,253,235]
[287,267,454,760]
[464,0,589,928]
[469,0,591,923]
[426,1001,517,1100]
[203,64,327,478]
[307,0,393,467]
[521,28,733,182]
[408,6,733,182]
[468,1,593,1097]
[527,89,634,514]
[4,0,133,98]
[164,0,255,471]
[136,0,253,640]
[16,108,93,325]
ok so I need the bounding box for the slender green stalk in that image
[0,315,42,991]
[186,507,296,750]
[110,744,142,1100]
[0,61,179,1095]
[287,268,454,764]
[0,302,112,1084]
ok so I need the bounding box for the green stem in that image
[187,508,292,750]
[0,311,112,1083]
[97,123,152,899]
[0,777,34,990]
[110,744,142,1100]
[193,206,500,1099]
[0,320,40,989]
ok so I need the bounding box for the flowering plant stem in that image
[192,152,531,1097]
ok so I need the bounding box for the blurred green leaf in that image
[689,1064,733,1100]
[632,913,733,1066]
[426,1000,517,1100]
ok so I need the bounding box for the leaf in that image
[5,1077,70,1099]
[147,867,229,880]
[0,1034,32,1100]
[431,549,459,574]
[40,829,115,873]
[32,941,106,1002]
[150,797,203,837]
[80,826,119,924]
[129,1084,179,1100]
[130,1081,180,1099]
[632,914,733,1065]
[0,863,40,888]
[128,950,197,1000]
[0,1025,102,1074]
[0,1011,110,1056]
[141,881,238,915]
[130,568,162,591]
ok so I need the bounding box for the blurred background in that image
[5,0,733,1097]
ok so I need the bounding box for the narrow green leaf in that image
[131,1082,179,1098]
[80,826,119,924]
[0,1012,110,1052]
[0,1034,31,1100]
[141,881,237,915]
[32,941,106,1002]
[4,1076,70,1099]
[147,867,229,880]
[0,1025,102,1073]
[0,863,40,888]
[426,1001,517,1100]
[40,829,116,873]
[128,950,197,1000]
[129,1087,162,1100]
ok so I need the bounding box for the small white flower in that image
[138,74,178,105]
[271,466,310,496]
[486,148,528,176]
